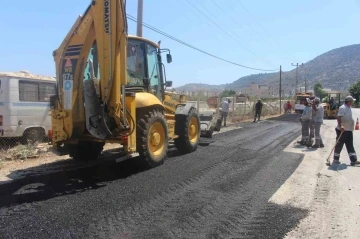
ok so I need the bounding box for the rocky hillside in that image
[177,44,360,92]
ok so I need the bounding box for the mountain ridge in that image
[176,44,360,93]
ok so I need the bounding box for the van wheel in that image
[23,128,45,144]
[68,142,104,161]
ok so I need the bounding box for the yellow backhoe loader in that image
[321,92,341,119]
[50,0,200,168]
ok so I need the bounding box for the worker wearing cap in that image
[333,95,359,165]
[253,99,263,122]
[298,98,312,145]
[221,99,231,127]
[311,97,324,148]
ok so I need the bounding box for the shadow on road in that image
[0,143,213,208]
[327,163,348,171]
[0,157,146,208]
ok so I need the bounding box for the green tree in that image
[349,79,360,106]
[313,83,327,99]
[220,90,236,98]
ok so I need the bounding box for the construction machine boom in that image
[50,0,200,167]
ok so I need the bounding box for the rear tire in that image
[136,109,168,168]
[174,108,200,154]
[68,142,104,161]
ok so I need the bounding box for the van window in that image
[19,81,39,102]
[39,83,56,101]
[19,80,55,102]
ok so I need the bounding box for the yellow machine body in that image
[50,0,200,165]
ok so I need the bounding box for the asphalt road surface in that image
[0,115,307,239]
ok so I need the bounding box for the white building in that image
[240,83,273,98]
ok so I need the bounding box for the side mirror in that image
[165,81,173,88]
[166,54,172,63]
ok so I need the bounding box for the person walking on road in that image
[311,97,324,148]
[253,99,263,122]
[333,96,359,166]
[298,98,312,145]
[221,99,231,127]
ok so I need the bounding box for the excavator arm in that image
[52,0,130,141]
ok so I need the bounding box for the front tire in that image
[174,108,200,154]
[137,109,168,168]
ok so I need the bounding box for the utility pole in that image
[137,0,143,37]
[305,78,307,92]
[279,65,282,114]
[291,63,303,93]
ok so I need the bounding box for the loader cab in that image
[126,36,172,101]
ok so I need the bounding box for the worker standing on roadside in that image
[298,98,312,145]
[253,99,263,122]
[306,99,316,147]
[333,96,359,166]
[311,97,324,148]
[287,101,292,113]
[221,99,231,127]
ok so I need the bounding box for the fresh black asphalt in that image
[0,114,308,239]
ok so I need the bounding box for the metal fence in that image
[189,95,296,125]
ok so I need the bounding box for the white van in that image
[0,71,56,142]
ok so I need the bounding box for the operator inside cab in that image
[126,42,144,86]
[125,39,162,100]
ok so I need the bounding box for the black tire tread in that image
[136,109,168,168]
[23,128,45,144]
[174,108,200,154]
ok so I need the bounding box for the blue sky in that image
[0,0,359,87]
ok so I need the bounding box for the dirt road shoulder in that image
[270,119,360,239]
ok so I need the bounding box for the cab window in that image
[127,40,146,86]
[146,43,161,99]
[83,41,100,81]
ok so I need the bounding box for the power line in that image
[175,0,204,20]
[186,0,294,69]
[211,0,294,64]
[235,0,298,63]
[183,0,275,67]
[186,0,269,64]
[211,0,271,48]
[126,15,277,72]
[236,0,274,43]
